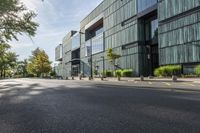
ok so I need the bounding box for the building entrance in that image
[147,44,159,76]
[139,14,159,76]
[72,65,80,77]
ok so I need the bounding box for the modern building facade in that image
[55,0,200,78]
[55,31,79,78]
[158,0,200,74]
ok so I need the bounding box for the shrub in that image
[93,69,98,75]
[14,75,23,78]
[195,65,200,76]
[122,69,133,77]
[182,74,198,78]
[114,70,122,77]
[154,65,182,77]
[101,70,113,77]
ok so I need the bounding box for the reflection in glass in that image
[145,18,158,42]
[72,33,80,50]
[138,0,157,13]
[151,19,158,39]
[85,33,104,56]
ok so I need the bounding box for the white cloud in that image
[21,0,42,12]
[11,0,103,62]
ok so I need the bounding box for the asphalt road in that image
[0,79,200,133]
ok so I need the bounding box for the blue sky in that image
[10,0,103,62]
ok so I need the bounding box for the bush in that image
[93,69,98,75]
[14,75,23,78]
[101,70,113,77]
[114,70,122,77]
[154,65,182,77]
[195,65,200,76]
[182,74,198,78]
[27,74,35,77]
[101,69,134,77]
[122,69,133,77]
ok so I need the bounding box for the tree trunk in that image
[3,69,6,78]
[0,70,2,78]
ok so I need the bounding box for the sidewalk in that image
[76,77,200,84]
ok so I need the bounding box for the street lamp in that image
[89,36,93,79]
[101,56,105,78]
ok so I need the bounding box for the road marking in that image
[183,83,195,87]
[162,82,171,86]
[148,82,153,85]
[134,81,138,84]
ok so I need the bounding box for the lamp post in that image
[101,56,105,78]
[90,37,93,79]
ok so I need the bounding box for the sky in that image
[10,0,103,62]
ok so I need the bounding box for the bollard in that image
[172,75,177,82]
[140,76,144,81]
[117,76,121,81]
[88,76,92,80]
[79,74,82,80]
[148,76,154,79]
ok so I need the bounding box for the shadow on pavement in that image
[0,81,200,133]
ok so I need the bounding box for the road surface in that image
[0,79,200,133]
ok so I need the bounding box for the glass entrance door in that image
[72,65,80,76]
[150,44,159,75]
[144,17,159,76]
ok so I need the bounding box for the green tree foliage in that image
[0,44,17,78]
[107,48,121,70]
[0,0,38,43]
[27,48,52,77]
[195,65,200,76]
[15,59,28,77]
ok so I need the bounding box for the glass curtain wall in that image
[158,0,200,21]
[138,0,157,13]
[158,0,200,65]
[143,18,158,43]
[85,33,104,56]
[72,33,80,50]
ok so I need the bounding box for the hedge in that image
[102,69,134,77]
[154,65,182,77]
[101,70,113,77]
[122,69,133,77]
[114,70,122,77]
[195,65,200,76]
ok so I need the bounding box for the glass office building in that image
[138,0,157,13]
[158,0,200,73]
[56,0,200,77]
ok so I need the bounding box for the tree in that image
[0,0,38,43]
[107,48,121,70]
[15,59,28,77]
[27,48,52,77]
[0,44,17,78]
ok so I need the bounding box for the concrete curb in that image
[72,77,200,84]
